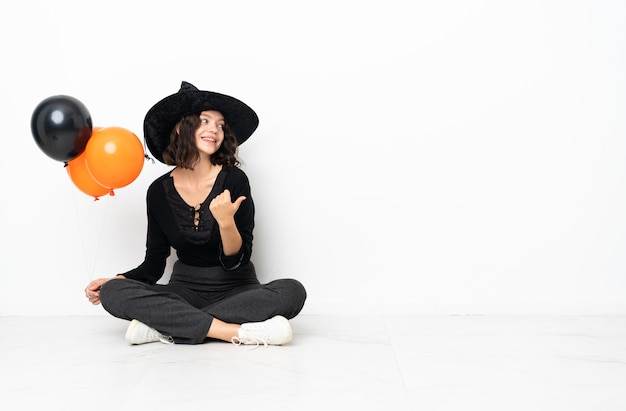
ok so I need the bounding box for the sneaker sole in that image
[274,315,293,345]
[125,319,142,344]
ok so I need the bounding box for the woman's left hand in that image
[209,189,246,226]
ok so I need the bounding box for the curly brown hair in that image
[161,113,240,169]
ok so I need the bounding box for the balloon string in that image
[72,186,111,282]
[72,188,91,282]
[88,196,112,279]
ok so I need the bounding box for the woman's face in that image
[195,110,225,157]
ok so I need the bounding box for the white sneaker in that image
[125,319,174,345]
[232,315,293,347]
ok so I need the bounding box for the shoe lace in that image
[159,335,174,345]
[231,336,268,348]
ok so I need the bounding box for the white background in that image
[1,0,624,316]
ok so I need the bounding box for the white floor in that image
[1,315,626,410]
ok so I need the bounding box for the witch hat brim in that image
[144,81,259,163]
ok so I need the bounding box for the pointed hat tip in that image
[179,81,198,92]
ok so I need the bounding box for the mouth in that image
[201,136,217,143]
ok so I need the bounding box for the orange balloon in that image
[66,150,110,200]
[84,126,144,190]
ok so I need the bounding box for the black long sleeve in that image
[121,166,255,284]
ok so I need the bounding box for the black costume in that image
[99,166,306,344]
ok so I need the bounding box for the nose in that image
[203,121,217,132]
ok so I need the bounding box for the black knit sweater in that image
[121,166,255,284]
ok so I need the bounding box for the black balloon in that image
[31,95,93,162]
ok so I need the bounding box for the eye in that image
[200,118,208,124]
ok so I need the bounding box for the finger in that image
[233,196,247,209]
[88,280,103,291]
[86,289,99,298]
